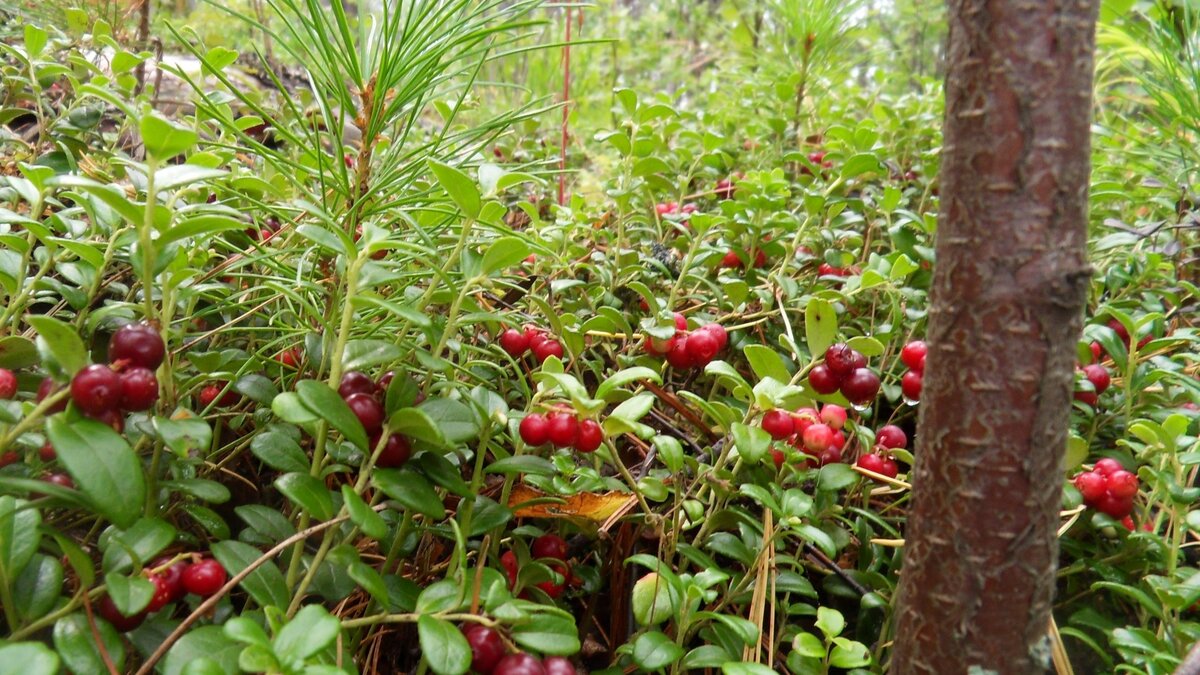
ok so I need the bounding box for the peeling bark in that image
[891,1,1100,673]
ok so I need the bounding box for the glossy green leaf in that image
[163,625,242,675]
[342,485,387,539]
[47,416,145,528]
[296,379,369,450]
[374,469,446,519]
[211,540,289,609]
[274,604,340,660]
[631,631,683,670]
[141,112,198,161]
[481,236,531,276]
[0,642,59,675]
[804,298,838,358]
[28,315,87,377]
[418,615,472,675]
[275,472,335,520]
[429,160,481,218]
[53,613,126,673]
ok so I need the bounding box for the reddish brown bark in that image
[891,1,1099,673]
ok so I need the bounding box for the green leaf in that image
[815,606,846,639]
[839,152,883,179]
[720,662,778,675]
[486,456,557,476]
[211,540,289,609]
[804,299,838,358]
[141,113,198,161]
[251,431,310,473]
[418,615,472,675]
[429,160,481,219]
[681,646,734,669]
[792,632,826,658]
[104,571,154,616]
[275,472,335,520]
[631,631,683,670]
[224,616,270,647]
[829,637,872,668]
[342,486,387,539]
[817,463,859,492]
[481,236,531,276]
[0,496,41,581]
[295,224,351,258]
[0,336,38,369]
[596,366,661,401]
[154,165,226,192]
[153,417,213,457]
[731,422,771,464]
[28,315,87,377]
[296,379,369,451]
[652,435,684,473]
[53,613,126,673]
[511,613,581,656]
[388,408,446,447]
[24,25,48,58]
[13,554,63,623]
[162,625,242,675]
[744,344,791,383]
[343,339,404,372]
[419,398,479,445]
[160,214,246,246]
[274,604,340,660]
[47,416,146,528]
[162,479,231,503]
[374,469,446,519]
[0,642,59,675]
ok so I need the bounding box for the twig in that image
[802,542,869,597]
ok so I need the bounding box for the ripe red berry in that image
[151,556,188,602]
[532,534,569,561]
[1107,319,1130,345]
[1074,390,1098,407]
[574,419,603,453]
[376,371,395,395]
[37,378,66,412]
[38,442,55,461]
[715,177,736,200]
[0,451,18,468]
[182,559,227,597]
[876,425,908,450]
[463,625,506,675]
[752,249,767,268]
[857,453,885,474]
[71,364,122,415]
[494,653,547,675]
[824,344,864,378]
[900,341,928,372]
[1105,470,1139,499]
[672,312,688,333]
[43,472,74,489]
[808,364,841,394]
[547,413,579,448]
[699,323,728,351]
[665,336,695,370]
[536,560,568,598]
[840,368,881,405]
[198,384,220,408]
[761,410,795,440]
[532,339,564,363]
[1089,341,1102,362]
[500,550,519,589]
[817,447,843,466]
[0,368,15,399]
[542,657,577,675]
[1074,471,1106,503]
[376,434,412,468]
[109,322,166,371]
[146,573,174,613]
[771,448,787,469]
[685,329,719,365]
[345,393,385,435]
[499,328,531,357]
[830,428,846,450]
[338,371,376,399]
[720,250,742,268]
[119,367,159,411]
[1083,364,1111,395]
[901,370,923,401]
[97,594,146,632]
[519,413,551,446]
[879,458,899,478]
[819,404,847,430]
[803,423,835,453]
[1095,492,1134,519]
[1093,458,1124,476]
[644,334,676,356]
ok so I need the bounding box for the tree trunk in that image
[891,2,1099,674]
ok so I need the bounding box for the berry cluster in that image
[766,404,849,468]
[655,201,698,226]
[463,623,577,675]
[500,534,571,599]
[800,150,834,176]
[338,370,412,468]
[98,556,227,632]
[1074,458,1139,519]
[816,262,857,278]
[519,411,603,453]
[899,340,926,403]
[808,343,881,406]
[643,313,728,370]
[50,322,166,432]
[720,248,767,269]
[498,325,565,364]
[1073,363,1111,407]
[855,424,906,481]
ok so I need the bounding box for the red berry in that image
[1074,471,1106,503]
[876,425,908,450]
[879,458,899,478]
[181,559,227,597]
[71,364,122,415]
[109,322,166,371]
[119,367,159,411]
[376,371,395,395]
[857,453,885,474]
[672,312,688,333]
[494,653,546,675]
[532,339,564,363]
[771,448,787,469]
[338,371,376,399]
[752,249,767,268]
[96,594,146,632]
[1095,492,1134,519]
[198,384,220,408]
[536,560,568,598]
[817,447,843,466]
[824,344,864,377]
[791,408,819,436]
[656,201,677,216]
[819,404,847,430]
[830,429,846,450]
[38,442,55,461]
[547,413,579,448]
[1083,364,1111,395]
[519,413,551,446]
[574,419,603,453]
[146,573,174,613]
[666,336,695,369]
[808,364,841,394]
[1073,390,1098,407]
[1089,341,1102,362]
[36,378,67,413]
[643,335,676,356]
[1105,470,1139,499]
[1121,515,1135,531]
[803,423,835,453]
[463,625,506,675]
[720,250,743,268]
[87,408,125,433]
[43,472,74,489]
[499,328,531,358]
[199,382,239,408]
[1107,319,1130,345]
[345,393,385,435]
[901,370,923,401]
[376,434,412,468]
[699,323,728,351]
[0,452,18,468]
[817,262,836,276]
[761,410,795,440]
[500,551,519,589]
[840,368,881,405]
[715,178,736,200]
[542,657,576,675]
[0,368,15,399]
[532,534,569,561]
[276,347,302,368]
[1093,458,1124,476]
[150,556,188,602]
[685,329,719,365]
[900,341,928,372]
